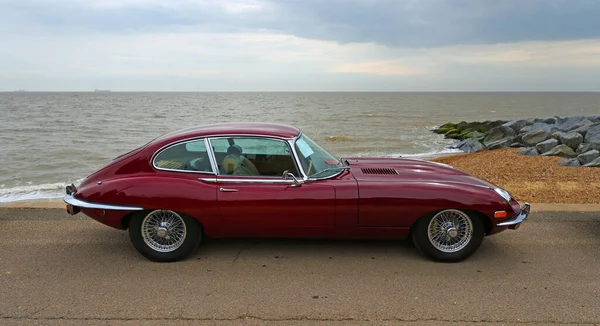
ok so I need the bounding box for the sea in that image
[1,92,599,203]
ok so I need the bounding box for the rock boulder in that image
[577,150,600,165]
[551,131,566,141]
[458,138,485,153]
[518,147,539,156]
[522,130,551,147]
[559,131,583,150]
[584,124,600,149]
[588,116,600,123]
[513,133,523,144]
[541,144,577,158]
[560,158,581,167]
[535,138,558,154]
[502,120,528,133]
[483,126,516,146]
[573,122,600,138]
[556,117,593,132]
[486,137,514,150]
[520,122,556,134]
[577,143,592,153]
[583,157,600,167]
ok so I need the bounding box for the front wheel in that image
[411,209,484,262]
[128,210,201,262]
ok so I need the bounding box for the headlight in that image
[494,188,511,202]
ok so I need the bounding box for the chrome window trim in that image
[152,168,217,175]
[199,177,298,185]
[207,135,303,178]
[151,137,216,175]
[150,133,297,173]
[176,133,295,143]
[286,133,308,180]
[150,130,346,182]
[291,130,345,181]
[306,170,345,181]
[204,138,219,174]
[198,177,217,183]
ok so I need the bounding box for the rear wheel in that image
[128,209,201,262]
[411,209,484,262]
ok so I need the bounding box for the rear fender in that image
[75,175,220,234]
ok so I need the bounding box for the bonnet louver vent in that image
[361,168,398,175]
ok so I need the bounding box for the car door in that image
[205,136,336,232]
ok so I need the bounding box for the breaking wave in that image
[0,179,84,203]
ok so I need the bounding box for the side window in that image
[210,137,299,177]
[153,139,214,173]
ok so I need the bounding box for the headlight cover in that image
[430,161,453,169]
[494,188,511,203]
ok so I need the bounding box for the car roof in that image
[152,122,301,145]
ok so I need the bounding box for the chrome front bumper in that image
[496,202,531,229]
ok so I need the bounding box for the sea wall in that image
[432,116,600,167]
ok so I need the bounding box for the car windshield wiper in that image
[307,166,350,178]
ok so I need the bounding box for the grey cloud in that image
[266,0,600,47]
[4,0,600,47]
[3,0,600,47]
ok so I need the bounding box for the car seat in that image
[222,145,260,176]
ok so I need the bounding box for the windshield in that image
[294,134,345,178]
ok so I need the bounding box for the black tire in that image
[128,209,202,262]
[411,209,484,262]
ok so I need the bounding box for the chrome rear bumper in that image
[63,193,144,213]
[496,202,531,229]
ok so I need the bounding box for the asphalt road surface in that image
[1,208,599,325]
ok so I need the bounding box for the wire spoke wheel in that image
[427,209,473,253]
[141,210,187,253]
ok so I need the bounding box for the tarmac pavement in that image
[0,208,599,325]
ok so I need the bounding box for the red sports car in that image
[64,122,530,262]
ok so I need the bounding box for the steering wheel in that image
[189,158,208,171]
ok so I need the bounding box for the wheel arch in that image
[408,207,488,262]
[465,210,493,235]
[409,208,493,237]
[121,211,137,230]
[121,209,206,237]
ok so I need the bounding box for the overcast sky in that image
[1,0,600,91]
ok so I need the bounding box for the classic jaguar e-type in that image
[64,122,529,262]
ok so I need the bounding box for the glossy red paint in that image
[150,122,300,149]
[344,157,516,233]
[66,123,526,240]
[212,171,359,238]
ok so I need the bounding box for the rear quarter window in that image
[153,139,214,173]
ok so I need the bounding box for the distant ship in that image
[94,89,111,92]
[14,89,27,92]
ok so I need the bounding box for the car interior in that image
[153,138,301,177]
[212,139,300,177]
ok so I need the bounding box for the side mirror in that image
[282,170,303,187]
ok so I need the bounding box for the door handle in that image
[219,187,238,192]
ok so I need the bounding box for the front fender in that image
[358,180,512,228]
